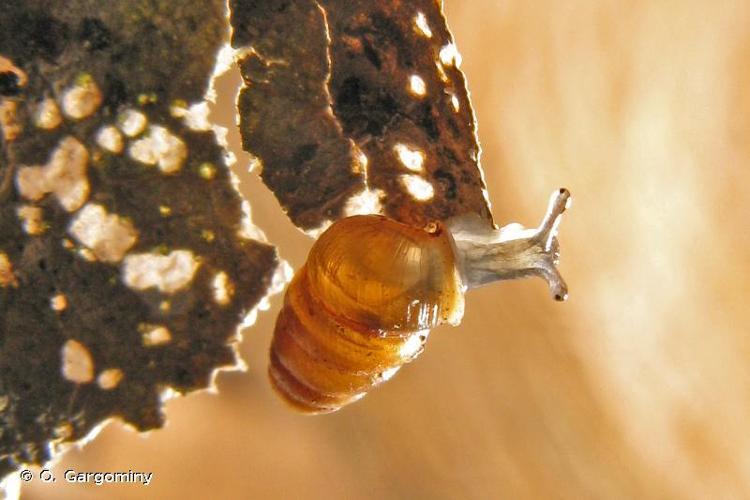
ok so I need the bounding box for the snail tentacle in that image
[448,188,572,301]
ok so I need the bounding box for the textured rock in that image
[0,0,278,481]
[231,0,492,231]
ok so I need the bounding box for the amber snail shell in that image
[270,189,571,413]
[270,215,464,413]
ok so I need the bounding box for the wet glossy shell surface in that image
[270,215,465,413]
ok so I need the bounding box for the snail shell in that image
[269,215,464,413]
[270,188,571,413]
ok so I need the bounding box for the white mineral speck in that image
[400,174,435,201]
[15,136,90,212]
[183,102,211,131]
[409,74,427,97]
[393,143,425,172]
[450,93,460,112]
[16,205,45,235]
[122,250,200,294]
[50,293,68,312]
[68,203,138,263]
[34,98,62,130]
[212,271,233,305]
[61,339,94,384]
[97,368,124,390]
[117,108,148,137]
[128,126,188,174]
[415,12,433,38]
[96,125,124,153]
[141,325,172,346]
[439,44,461,67]
[343,188,385,217]
[61,76,102,120]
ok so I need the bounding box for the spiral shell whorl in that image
[269,215,464,413]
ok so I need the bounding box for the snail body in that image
[270,189,572,413]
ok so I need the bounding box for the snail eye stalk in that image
[448,188,572,301]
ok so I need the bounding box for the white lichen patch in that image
[237,199,267,241]
[449,92,460,112]
[95,125,124,154]
[0,252,18,288]
[140,324,172,346]
[97,368,124,390]
[122,250,200,294]
[61,75,102,120]
[231,165,269,242]
[211,271,234,306]
[16,205,45,235]
[439,43,461,67]
[0,99,21,142]
[351,147,368,175]
[117,108,147,137]
[50,293,68,312]
[33,98,62,130]
[394,143,426,172]
[409,74,427,97]
[247,155,262,174]
[400,174,435,201]
[15,136,90,212]
[344,187,385,217]
[68,203,138,263]
[434,60,449,84]
[128,131,159,164]
[343,143,384,217]
[183,102,212,131]
[129,126,188,174]
[61,339,94,384]
[414,12,433,38]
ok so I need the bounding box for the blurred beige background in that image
[25,1,750,498]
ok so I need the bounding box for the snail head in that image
[448,188,572,301]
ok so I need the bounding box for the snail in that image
[269,188,572,413]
